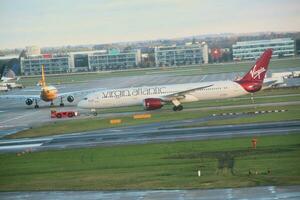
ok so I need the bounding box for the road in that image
[1,185,299,200]
[0,120,299,153]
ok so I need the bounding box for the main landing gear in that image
[34,99,39,109]
[91,109,98,116]
[173,105,183,111]
[172,99,183,111]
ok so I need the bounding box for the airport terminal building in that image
[20,49,141,75]
[232,38,295,61]
[88,49,141,71]
[154,43,208,67]
[20,44,209,75]
[21,54,70,75]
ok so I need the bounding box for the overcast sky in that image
[0,0,300,49]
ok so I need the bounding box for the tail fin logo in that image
[250,65,266,80]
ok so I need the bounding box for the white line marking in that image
[0,143,42,150]
[199,75,207,82]
[0,110,41,124]
[0,138,50,145]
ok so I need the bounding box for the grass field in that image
[7,104,300,139]
[18,57,300,87]
[0,133,299,191]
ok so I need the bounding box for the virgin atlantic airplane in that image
[78,49,272,113]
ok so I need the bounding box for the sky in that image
[0,0,300,49]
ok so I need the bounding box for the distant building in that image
[21,54,70,75]
[232,38,295,61]
[20,49,142,75]
[25,46,41,56]
[89,49,141,71]
[201,42,209,64]
[154,43,207,67]
[0,55,20,76]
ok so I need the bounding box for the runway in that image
[1,185,299,200]
[0,69,300,132]
[0,120,299,153]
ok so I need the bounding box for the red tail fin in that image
[236,49,272,93]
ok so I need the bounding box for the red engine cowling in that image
[143,98,164,110]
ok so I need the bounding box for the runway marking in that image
[0,125,15,128]
[111,129,121,132]
[0,111,5,113]
[0,110,42,124]
[199,75,207,82]
[0,143,42,150]
[0,138,50,145]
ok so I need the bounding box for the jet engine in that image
[25,98,33,105]
[67,95,75,102]
[143,98,164,110]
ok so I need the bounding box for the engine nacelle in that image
[67,95,75,102]
[25,98,33,105]
[143,98,164,110]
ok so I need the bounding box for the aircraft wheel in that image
[60,103,64,107]
[173,106,178,111]
[34,105,39,109]
[177,105,183,111]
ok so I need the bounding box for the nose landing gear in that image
[60,97,64,107]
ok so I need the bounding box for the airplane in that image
[0,65,100,108]
[78,49,273,114]
[0,69,23,91]
[0,84,9,92]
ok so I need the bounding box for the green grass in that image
[7,104,300,139]
[0,133,300,191]
[184,105,300,128]
[19,57,300,86]
[253,86,300,97]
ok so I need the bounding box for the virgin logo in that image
[250,65,266,79]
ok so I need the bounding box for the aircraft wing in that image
[162,84,213,100]
[262,77,284,89]
[0,94,40,100]
[57,88,105,98]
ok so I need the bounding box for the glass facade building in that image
[89,50,141,71]
[20,50,142,75]
[154,44,204,67]
[232,38,295,61]
[21,55,70,75]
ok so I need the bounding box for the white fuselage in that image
[78,80,248,109]
[0,84,8,91]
